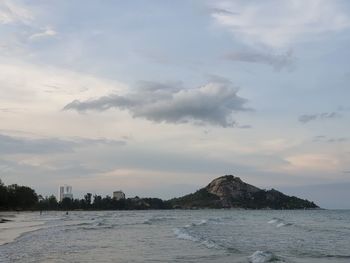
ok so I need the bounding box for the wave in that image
[173,227,220,250]
[184,219,208,228]
[173,228,198,242]
[268,218,292,228]
[268,217,284,224]
[276,222,293,228]
[143,216,176,225]
[248,250,280,263]
[184,217,225,228]
[0,221,45,246]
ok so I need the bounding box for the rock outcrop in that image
[169,175,318,209]
[206,175,260,207]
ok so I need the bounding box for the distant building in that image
[113,190,125,200]
[59,185,73,201]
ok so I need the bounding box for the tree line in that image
[0,179,38,210]
[0,179,170,211]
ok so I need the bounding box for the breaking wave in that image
[173,227,220,249]
[248,250,280,263]
[268,218,293,228]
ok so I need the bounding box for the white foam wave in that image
[173,228,198,242]
[268,218,282,224]
[185,217,223,228]
[248,250,277,263]
[276,222,292,228]
[173,228,220,249]
[268,218,292,228]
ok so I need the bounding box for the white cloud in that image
[0,61,126,109]
[0,61,129,140]
[0,0,33,25]
[210,0,350,48]
[29,26,57,41]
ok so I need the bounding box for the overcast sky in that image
[0,0,349,208]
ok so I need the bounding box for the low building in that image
[113,190,125,200]
[59,185,73,201]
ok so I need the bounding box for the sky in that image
[0,0,349,208]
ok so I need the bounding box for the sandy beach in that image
[0,212,45,246]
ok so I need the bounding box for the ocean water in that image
[0,209,350,263]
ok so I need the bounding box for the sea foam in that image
[248,250,277,263]
[173,227,220,249]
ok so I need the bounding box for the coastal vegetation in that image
[0,179,38,211]
[0,176,318,211]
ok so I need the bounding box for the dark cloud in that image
[299,114,318,123]
[0,134,126,155]
[338,106,350,112]
[224,50,295,71]
[327,138,347,143]
[237,124,252,129]
[0,134,74,154]
[320,112,340,119]
[312,135,327,142]
[298,112,341,124]
[312,135,347,143]
[64,81,251,127]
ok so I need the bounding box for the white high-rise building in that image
[113,190,125,200]
[59,185,73,201]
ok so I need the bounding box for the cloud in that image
[298,114,318,123]
[237,124,252,129]
[0,134,74,154]
[312,135,347,143]
[210,0,350,48]
[338,106,350,112]
[64,80,250,127]
[224,49,295,71]
[312,135,327,142]
[298,112,341,123]
[0,134,126,155]
[29,26,57,41]
[0,0,32,25]
[327,138,347,143]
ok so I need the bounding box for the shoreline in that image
[0,212,45,246]
[0,207,325,213]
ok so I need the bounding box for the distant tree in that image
[47,195,58,209]
[6,184,38,210]
[84,193,92,208]
[92,195,102,209]
[60,197,73,210]
[0,179,9,209]
[0,179,173,211]
[37,195,58,210]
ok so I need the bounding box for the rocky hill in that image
[169,175,318,209]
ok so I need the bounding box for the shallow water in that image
[0,210,349,262]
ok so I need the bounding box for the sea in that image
[0,209,349,263]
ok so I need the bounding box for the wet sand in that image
[0,212,44,246]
